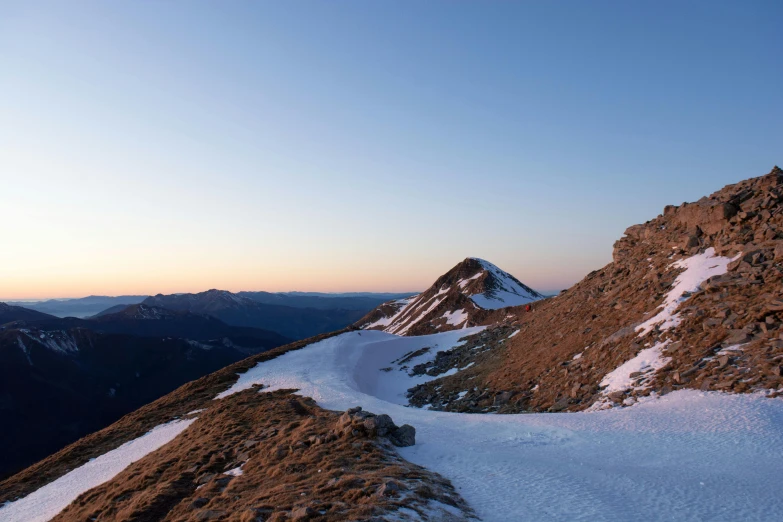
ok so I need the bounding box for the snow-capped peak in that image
[360,258,543,335]
[465,258,543,310]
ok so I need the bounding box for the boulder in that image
[390,424,416,447]
[774,241,783,261]
[493,391,513,406]
[377,480,405,497]
[363,414,395,437]
[291,506,316,521]
[723,330,752,345]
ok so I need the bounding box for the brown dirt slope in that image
[51,390,471,522]
[406,167,783,413]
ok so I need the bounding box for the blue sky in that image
[1,1,781,298]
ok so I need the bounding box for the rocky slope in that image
[357,258,543,336]
[143,290,369,340]
[403,167,783,413]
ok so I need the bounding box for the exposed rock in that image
[724,330,752,345]
[389,425,416,448]
[290,506,316,520]
[338,407,416,447]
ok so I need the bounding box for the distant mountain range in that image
[236,291,415,311]
[0,302,55,324]
[8,291,414,319]
[0,304,289,478]
[141,289,413,340]
[0,289,412,477]
[6,296,148,318]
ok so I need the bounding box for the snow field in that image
[220,330,783,522]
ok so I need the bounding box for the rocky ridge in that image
[398,167,783,413]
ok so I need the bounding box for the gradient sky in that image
[1,1,781,299]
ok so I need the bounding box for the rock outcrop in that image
[337,407,416,447]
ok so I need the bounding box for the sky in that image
[1,1,781,299]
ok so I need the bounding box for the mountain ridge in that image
[142,290,369,340]
[3,167,783,521]
[357,257,543,335]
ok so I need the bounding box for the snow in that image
[393,292,448,335]
[17,336,32,365]
[370,288,451,335]
[441,309,468,326]
[457,272,482,289]
[217,330,783,521]
[636,248,737,337]
[471,291,538,310]
[20,330,79,354]
[599,340,671,394]
[363,297,416,329]
[0,418,196,522]
[468,258,543,310]
[507,329,520,339]
[224,465,244,477]
[217,329,479,405]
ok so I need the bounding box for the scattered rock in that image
[290,506,316,520]
[190,497,209,509]
[195,510,227,521]
[723,330,752,345]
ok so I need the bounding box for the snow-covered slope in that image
[0,419,196,522]
[217,330,783,521]
[359,258,543,335]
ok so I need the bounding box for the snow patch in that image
[363,297,416,329]
[0,418,196,522]
[636,248,737,337]
[441,309,468,326]
[600,341,671,394]
[457,272,482,289]
[224,465,244,477]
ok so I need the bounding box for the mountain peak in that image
[359,258,543,335]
